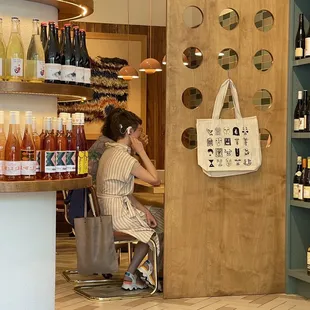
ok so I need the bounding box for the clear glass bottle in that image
[5,17,24,81]
[42,117,56,180]
[76,112,88,176]
[4,111,21,181]
[0,110,6,180]
[21,111,36,180]
[0,18,6,81]
[26,19,45,83]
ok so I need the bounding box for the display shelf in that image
[291,200,310,209]
[0,81,93,102]
[288,269,310,284]
[293,58,310,67]
[291,133,310,139]
[0,175,92,193]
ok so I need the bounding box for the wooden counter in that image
[134,179,165,194]
[133,192,164,208]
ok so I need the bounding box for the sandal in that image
[138,260,155,286]
[122,271,148,291]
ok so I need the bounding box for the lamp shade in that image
[117,65,139,81]
[139,58,162,74]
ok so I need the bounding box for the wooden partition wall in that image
[164,0,289,298]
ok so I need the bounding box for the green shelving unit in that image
[287,0,310,298]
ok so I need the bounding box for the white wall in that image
[79,0,167,26]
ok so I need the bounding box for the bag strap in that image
[89,186,101,217]
[212,79,242,120]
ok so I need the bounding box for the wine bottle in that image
[0,18,5,81]
[303,157,310,202]
[32,116,42,179]
[15,111,22,146]
[59,112,69,133]
[39,117,46,177]
[299,158,307,200]
[40,22,47,50]
[80,30,91,87]
[294,91,303,132]
[65,117,76,178]
[72,113,84,177]
[60,24,76,84]
[55,117,67,179]
[43,117,56,180]
[52,116,57,138]
[55,24,60,49]
[300,90,308,131]
[26,18,45,83]
[305,22,310,58]
[4,111,21,181]
[45,21,61,83]
[307,247,310,276]
[59,27,64,51]
[5,17,24,81]
[21,111,36,181]
[293,156,303,200]
[0,111,6,180]
[295,14,306,60]
[73,26,84,85]
[76,112,88,176]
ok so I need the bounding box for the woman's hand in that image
[130,136,145,155]
[146,210,157,228]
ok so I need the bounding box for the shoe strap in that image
[124,271,136,284]
[145,260,153,273]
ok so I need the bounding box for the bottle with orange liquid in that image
[32,116,42,179]
[55,117,67,179]
[21,111,36,181]
[4,111,21,181]
[15,110,22,146]
[0,111,6,180]
[65,117,75,178]
[42,117,56,180]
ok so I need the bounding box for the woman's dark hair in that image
[101,108,142,141]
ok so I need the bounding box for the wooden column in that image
[164,0,289,298]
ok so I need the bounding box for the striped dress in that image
[96,142,164,258]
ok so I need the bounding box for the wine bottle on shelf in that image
[32,116,42,179]
[4,111,21,181]
[40,22,47,51]
[5,17,24,81]
[73,26,84,85]
[0,18,6,81]
[300,90,308,131]
[295,13,306,60]
[304,157,310,202]
[26,18,45,83]
[15,111,22,146]
[42,117,56,180]
[52,116,57,138]
[39,117,46,177]
[45,21,61,83]
[59,112,69,133]
[298,158,307,201]
[294,91,303,132]
[21,111,36,181]
[59,27,64,51]
[293,156,303,200]
[55,117,67,179]
[307,247,310,276]
[306,23,310,58]
[0,111,6,180]
[77,112,88,176]
[304,91,310,132]
[60,24,76,84]
[55,24,60,48]
[80,29,91,87]
[72,113,84,178]
[65,117,75,179]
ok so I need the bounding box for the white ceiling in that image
[78,0,167,27]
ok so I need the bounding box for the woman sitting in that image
[96,108,164,291]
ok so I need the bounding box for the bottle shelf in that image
[0,175,92,193]
[288,269,310,284]
[291,132,310,139]
[291,199,310,209]
[293,58,310,67]
[0,81,93,103]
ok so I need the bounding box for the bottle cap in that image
[11,17,19,20]
[80,29,85,32]
[64,23,71,27]
[33,18,39,22]
[298,91,303,100]
[9,111,17,125]
[41,22,47,26]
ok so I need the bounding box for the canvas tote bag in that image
[197,79,262,177]
[74,188,118,275]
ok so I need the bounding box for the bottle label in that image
[293,183,300,199]
[76,67,84,84]
[0,58,2,76]
[83,150,89,175]
[305,38,310,56]
[84,68,91,84]
[77,151,85,175]
[0,159,4,175]
[11,58,23,76]
[66,150,76,172]
[36,150,41,172]
[298,184,304,200]
[295,47,303,58]
[304,186,310,199]
[37,61,45,79]
[61,65,76,82]
[21,150,36,176]
[56,151,67,172]
[4,161,21,176]
[294,119,300,131]
[44,151,56,173]
[307,251,310,265]
[45,63,61,81]
[299,117,305,131]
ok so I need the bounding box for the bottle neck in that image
[48,25,56,41]
[32,20,39,36]
[11,19,19,33]
[64,28,71,46]
[0,20,3,36]
[81,33,86,49]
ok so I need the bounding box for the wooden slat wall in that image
[164,0,288,298]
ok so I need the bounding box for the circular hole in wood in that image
[219,8,239,31]
[181,127,197,149]
[259,128,272,147]
[254,10,274,32]
[218,48,238,70]
[182,87,202,109]
[253,89,273,110]
[183,47,203,69]
[253,49,273,72]
[183,6,204,28]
